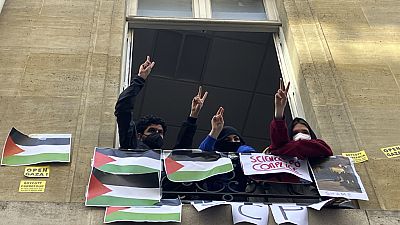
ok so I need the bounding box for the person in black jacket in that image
[114,56,207,149]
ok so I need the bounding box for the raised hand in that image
[274,78,290,119]
[209,107,224,139]
[190,86,208,118]
[138,56,155,80]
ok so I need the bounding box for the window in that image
[128,0,278,21]
[122,1,304,150]
[125,28,291,150]
[137,0,193,18]
[117,0,340,206]
[211,0,267,20]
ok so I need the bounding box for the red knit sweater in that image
[269,119,333,159]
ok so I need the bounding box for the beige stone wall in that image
[276,0,400,210]
[0,0,124,203]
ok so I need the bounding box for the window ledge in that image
[127,16,281,32]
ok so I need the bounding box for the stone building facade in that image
[0,0,399,224]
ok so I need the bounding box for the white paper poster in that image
[306,199,334,210]
[310,156,369,200]
[231,203,269,225]
[191,200,229,212]
[240,153,312,181]
[270,204,308,225]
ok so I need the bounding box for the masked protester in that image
[199,107,255,153]
[115,56,208,150]
[135,115,166,149]
[266,79,332,159]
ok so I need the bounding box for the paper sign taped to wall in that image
[380,145,400,158]
[191,200,230,212]
[310,156,369,200]
[342,150,368,163]
[240,153,312,182]
[270,204,308,225]
[231,202,269,225]
[24,166,50,177]
[306,199,334,210]
[19,180,46,192]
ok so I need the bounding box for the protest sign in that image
[165,150,233,182]
[240,153,311,182]
[231,202,269,225]
[191,200,230,211]
[1,127,71,166]
[24,166,50,177]
[92,148,161,175]
[85,168,161,207]
[270,204,308,225]
[342,150,368,163]
[104,199,181,223]
[19,180,46,192]
[380,145,400,158]
[310,156,368,200]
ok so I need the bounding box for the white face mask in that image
[293,133,311,141]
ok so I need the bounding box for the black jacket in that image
[114,75,197,149]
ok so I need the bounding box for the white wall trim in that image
[0,0,6,14]
[273,28,306,119]
[115,22,131,148]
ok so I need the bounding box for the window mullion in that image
[197,0,212,18]
[128,0,138,16]
[264,0,278,20]
[205,0,212,18]
[193,0,200,18]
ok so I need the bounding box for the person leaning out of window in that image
[265,79,333,159]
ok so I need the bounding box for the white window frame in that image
[123,0,302,115]
[128,0,279,21]
[1,0,5,14]
[273,28,305,118]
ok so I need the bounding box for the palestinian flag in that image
[104,199,182,223]
[1,127,71,166]
[85,168,161,207]
[93,148,161,174]
[164,150,233,182]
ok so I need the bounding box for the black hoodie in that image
[288,117,317,140]
[214,126,245,152]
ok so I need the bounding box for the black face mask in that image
[143,133,164,149]
[215,141,241,153]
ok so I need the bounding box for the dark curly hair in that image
[136,115,167,135]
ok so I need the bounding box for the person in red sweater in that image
[268,79,333,159]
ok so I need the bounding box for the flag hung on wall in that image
[164,149,233,182]
[85,168,161,207]
[104,199,182,223]
[1,127,71,166]
[93,148,161,174]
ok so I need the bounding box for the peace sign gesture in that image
[209,107,224,139]
[190,86,208,118]
[274,78,290,119]
[138,56,155,80]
